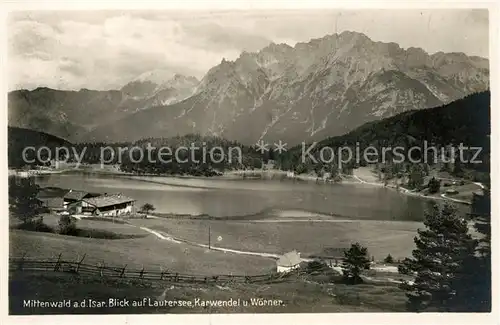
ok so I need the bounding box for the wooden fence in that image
[9,255,294,285]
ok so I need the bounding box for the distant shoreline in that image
[11,165,477,206]
[349,167,475,206]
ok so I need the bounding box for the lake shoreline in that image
[349,167,476,206]
[25,164,476,206]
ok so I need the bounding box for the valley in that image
[7,12,492,315]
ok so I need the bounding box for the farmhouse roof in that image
[321,247,349,257]
[37,186,70,198]
[82,194,135,208]
[277,250,302,267]
[64,190,90,201]
[37,197,64,209]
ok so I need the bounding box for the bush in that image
[16,217,53,233]
[294,163,309,175]
[334,291,362,306]
[58,215,78,235]
[139,203,156,217]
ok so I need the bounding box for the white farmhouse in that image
[276,250,302,273]
[79,194,135,217]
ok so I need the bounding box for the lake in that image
[34,172,469,221]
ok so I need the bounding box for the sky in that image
[8,9,489,91]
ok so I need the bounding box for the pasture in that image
[128,217,422,261]
[9,229,275,276]
[41,213,146,236]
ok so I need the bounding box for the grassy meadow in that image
[128,217,421,261]
[9,229,275,276]
[9,269,407,314]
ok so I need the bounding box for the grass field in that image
[9,229,275,275]
[128,217,421,261]
[41,213,146,236]
[445,183,482,201]
[9,270,407,314]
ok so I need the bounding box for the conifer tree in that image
[471,188,491,257]
[427,177,441,194]
[342,242,371,284]
[8,176,43,224]
[408,164,424,189]
[457,187,491,311]
[384,254,394,264]
[398,203,477,312]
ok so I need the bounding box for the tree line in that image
[9,92,489,183]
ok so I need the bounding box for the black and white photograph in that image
[3,1,496,322]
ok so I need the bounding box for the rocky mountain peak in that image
[9,30,490,145]
[162,74,199,89]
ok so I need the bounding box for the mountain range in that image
[8,73,199,141]
[8,31,489,145]
[8,91,490,175]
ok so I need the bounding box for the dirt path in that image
[138,227,182,244]
[135,225,403,283]
[247,219,360,223]
[474,182,486,189]
[439,193,472,205]
[138,226,281,259]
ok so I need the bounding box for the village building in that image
[78,194,136,217]
[37,196,66,214]
[276,250,302,273]
[63,190,98,209]
[36,187,135,218]
[36,186,69,213]
[308,247,347,267]
[49,159,71,169]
